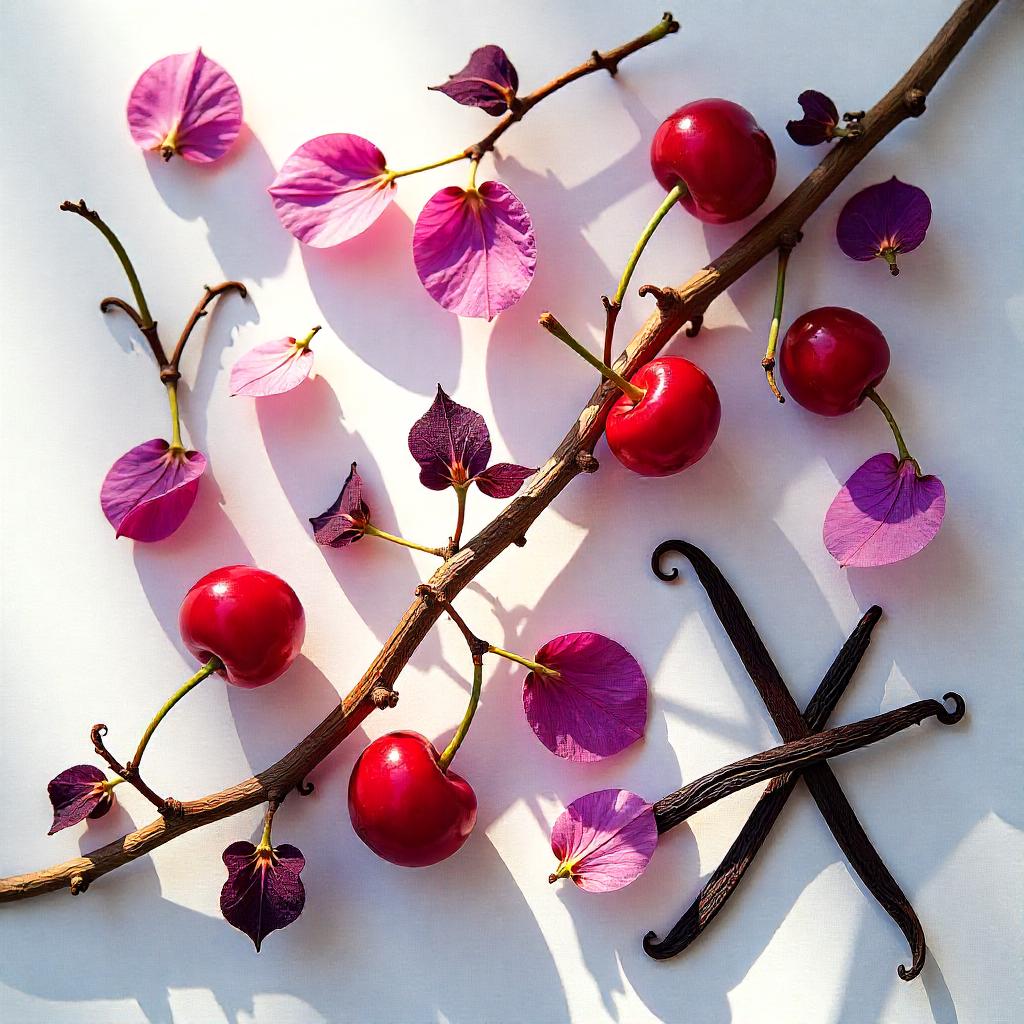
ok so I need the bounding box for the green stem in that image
[864,388,918,469]
[762,246,792,402]
[257,801,277,851]
[385,152,468,182]
[166,381,184,450]
[438,659,484,772]
[295,325,322,351]
[487,644,560,678]
[452,485,468,550]
[467,158,480,191]
[132,657,222,769]
[363,523,445,557]
[613,184,685,308]
[106,777,125,790]
[539,312,645,403]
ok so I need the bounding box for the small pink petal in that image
[550,789,657,893]
[100,439,207,542]
[230,337,313,397]
[413,180,536,320]
[127,48,242,163]
[268,134,395,247]
[524,632,647,762]
[824,452,946,568]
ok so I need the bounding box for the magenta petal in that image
[220,841,306,951]
[310,462,371,548]
[100,439,207,542]
[836,177,932,267]
[524,632,647,762]
[268,134,395,247]
[230,337,313,397]
[823,452,946,568]
[127,48,242,163]
[550,789,657,893]
[413,180,536,320]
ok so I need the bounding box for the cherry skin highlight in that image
[650,98,776,224]
[348,731,478,868]
[178,565,305,688]
[779,306,891,416]
[606,356,721,477]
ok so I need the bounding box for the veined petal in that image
[310,463,371,548]
[47,765,114,835]
[408,385,491,490]
[230,337,313,397]
[836,177,932,273]
[220,841,306,951]
[429,45,519,116]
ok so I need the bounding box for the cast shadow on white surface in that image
[302,201,462,395]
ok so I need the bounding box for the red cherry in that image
[650,98,776,224]
[348,731,477,868]
[779,307,891,416]
[178,565,305,688]
[606,357,721,477]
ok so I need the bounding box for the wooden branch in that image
[0,0,1001,905]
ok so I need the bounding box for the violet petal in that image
[127,48,242,163]
[413,181,536,320]
[220,841,306,952]
[785,89,839,146]
[310,462,371,548]
[428,45,519,116]
[474,463,536,499]
[47,765,113,835]
[230,337,313,397]
[550,789,658,893]
[100,439,207,542]
[823,452,946,568]
[408,385,492,491]
[524,632,648,762]
[836,177,932,271]
[269,134,395,247]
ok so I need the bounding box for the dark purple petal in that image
[408,385,491,490]
[100,439,207,542]
[220,841,306,952]
[549,789,657,893]
[785,89,840,146]
[47,765,114,835]
[413,181,536,320]
[823,452,946,568]
[429,45,519,116]
[310,462,371,548]
[836,177,932,274]
[473,463,535,499]
[524,632,648,762]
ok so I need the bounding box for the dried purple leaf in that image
[836,177,932,276]
[310,462,371,548]
[549,789,658,892]
[47,765,115,835]
[220,840,306,952]
[428,45,519,116]
[786,90,840,146]
[475,463,535,499]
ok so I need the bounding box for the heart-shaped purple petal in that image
[413,181,536,320]
[269,134,395,247]
[524,632,647,762]
[409,385,492,490]
[549,789,657,893]
[310,462,371,548]
[220,841,306,952]
[100,439,207,542]
[786,89,839,146]
[474,462,535,499]
[824,452,946,568]
[230,337,313,397]
[836,177,932,274]
[47,765,114,835]
[127,48,242,163]
[429,45,519,117]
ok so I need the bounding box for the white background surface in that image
[1,2,1022,1022]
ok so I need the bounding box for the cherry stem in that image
[295,325,321,351]
[438,658,484,772]
[363,523,446,558]
[166,381,184,451]
[385,152,468,182]
[487,644,560,678]
[762,246,792,403]
[132,657,223,770]
[258,799,279,851]
[539,312,645,403]
[452,485,468,551]
[604,183,686,364]
[467,158,480,192]
[864,388,919,470]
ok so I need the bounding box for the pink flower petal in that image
[823,452,946,568]
[127,48,242,163]
[549,789,657,893]
[100,439,207,542]
[524,632,647,762]
[413,180,536,320]
[230,337,313,397]
[268,134,395,247]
